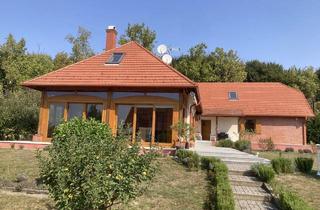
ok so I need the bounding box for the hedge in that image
[271,158,294,174]
[279,189,314,210]
[251,163,275,183]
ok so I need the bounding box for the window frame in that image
[228,91,238,100]
[106,52,124,64]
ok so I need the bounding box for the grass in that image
[257,151,320,210]
[0,149,209,210]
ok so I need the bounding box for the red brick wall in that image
[242,117,308,150]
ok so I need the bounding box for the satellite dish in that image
[162,54,172,65]
[157,44,168,54]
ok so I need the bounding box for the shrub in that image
[10,143,15,149]
[258,138,274,151]
[303,149,312,153]
[216,139,234,148]
[271,158,294,174]
[0,90,40,140]
[200,156,220,170]
[298,149,304,154]
[234,140,251,151]
[176,149,200,170]
[284,147,294,152]
[279,189,313,210]
[295,157,314,174]
[208,161,234,210]
[251,163,275,183]
[186,152,200,170]
[176,149,193,161]
[18,145,24,150]
[37,118,156,210]
[217,132,229,140]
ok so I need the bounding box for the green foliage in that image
[245,60,285,82]
[173,43,246,82]
[271,158,294,174]
[171,121,194,142]
[0,90,40,140]
[279,189,314,210]
[295,157,314,174]
[307,113,320,144]
[176,149,200,170]
[251,163,275,183]
[200,156,220,170]
[258,138,274,151]
[37,118,155,209]
[234,140,251,151]
[119,23,156,51]
[53,51,73,70]
[210,161,235,210]
[216,139,234,148]
[66,26,95,62]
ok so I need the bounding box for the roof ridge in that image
[132,41,197,87]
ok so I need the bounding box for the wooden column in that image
[151,106,156,144]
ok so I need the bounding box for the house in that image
[197,82,314,150]
[22,26,314,150]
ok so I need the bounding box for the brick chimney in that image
[105,26,117,51]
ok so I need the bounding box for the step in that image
[229,174,263,187]
[235,199,278,210]
[232,185,272,202]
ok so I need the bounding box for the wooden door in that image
[201,120,211,140]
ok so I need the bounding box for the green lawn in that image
[0,149,209,210]
[256,151,320,210]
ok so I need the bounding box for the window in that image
[245,119,256,132]
[136,107,153,142]
[155,107,173,143]
[68,103,84,119]
[228,91,238,100]
[106,52,124,64]
[117,105,134,135]
[47,91,107,98]
[86,104,103,122]
[48,103,65,138]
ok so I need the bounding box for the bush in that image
[271,158,294,174]
[176,149,193,161]
[234,140,251,151]
[210,161,235,210]
[0,90,40,140]
[200,156,220,170]
[298,149,304,154]
[279,189,313,210]
[251,163,275,183]
[284,147,294,152]
[216,139,234,148]
[37,118,156,210]
[186,152,200,170]
[258,138,274,151]
[295,157,314,174]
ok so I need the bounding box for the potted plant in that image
[171,121,194,149]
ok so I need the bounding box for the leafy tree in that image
[53,51,73,70]
[119,23,156,50]
[307,113,320,144]
[283,66,319,100]
[0,89,40,140]
[37,119,156,209]
[66,26,95,62]
[173,43,246,82]
[245,60,285,82]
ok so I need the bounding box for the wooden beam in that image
[132,107,137,143]
[151,106,156,144]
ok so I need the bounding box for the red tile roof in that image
[198,82,314,117]
[22,41,196,90]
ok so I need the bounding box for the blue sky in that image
[1,0,320,68]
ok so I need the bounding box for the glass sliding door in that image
[155,107,173,143]
[117,105,134,134]
[135,107,153,142]
[48,103,65,137]
[86,104,103,122]
[68,103,84,119]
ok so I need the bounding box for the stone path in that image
[193,141,277,210]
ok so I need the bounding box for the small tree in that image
[37,118,155,209]
[171,121,194,143]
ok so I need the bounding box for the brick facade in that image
[242,117,309,150]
